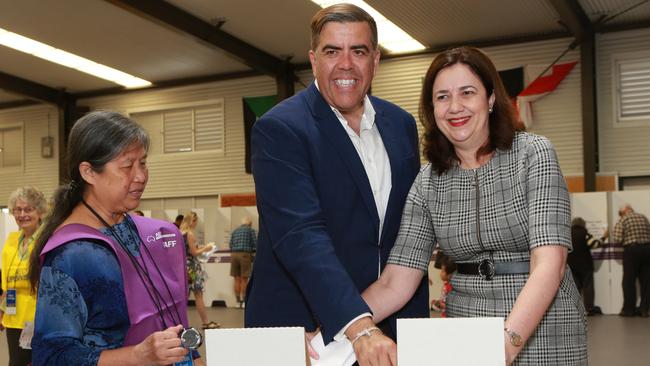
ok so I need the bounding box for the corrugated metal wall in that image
[0,105,59,202]
[0,38,588,203]
[597,28,650,177]
[373,37,584,175]
[79,75,277,199]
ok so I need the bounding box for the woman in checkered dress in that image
[360,47,587,365]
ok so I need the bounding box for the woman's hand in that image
[132,324,189,365]
[504,332,517,365]
[202,243,215,254]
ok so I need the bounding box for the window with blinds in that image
[0,126,22,168]
[615,56,650,121]
[131,100,225,155]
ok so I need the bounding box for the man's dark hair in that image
[310,3,378,51]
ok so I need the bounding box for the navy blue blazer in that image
[245,83,429,343]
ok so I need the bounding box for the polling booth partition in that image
[145,206,259,308]
[570,190,650,314]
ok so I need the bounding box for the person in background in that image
[359,46,587,365]
[173,214,184,228]
[28,111,203,365]
[229,216,256,307]
[430,252,456,318]
[131,210,144,217]
[568,217,604,316]
[1,186,47,366]
[245,4,429,364]
[613,204,650,317]
[180,211,219,329]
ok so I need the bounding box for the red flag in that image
[516,61,577,128]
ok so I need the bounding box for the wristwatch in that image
[504,327,523,347]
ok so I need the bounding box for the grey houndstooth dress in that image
[388,132,588,365]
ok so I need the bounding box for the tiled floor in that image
[3,307,649,365]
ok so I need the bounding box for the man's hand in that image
[346,318,396,366]
[305,329,320,360]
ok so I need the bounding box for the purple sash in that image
[40,215,189,346]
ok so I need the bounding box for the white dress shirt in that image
[315,81,392,340]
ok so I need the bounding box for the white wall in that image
[79,75,277,199]
[0,212,19,270]
[597,28,650,177]
[0,104,60,202]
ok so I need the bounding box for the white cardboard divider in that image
[205,327,307,366]
[398,317,505,366]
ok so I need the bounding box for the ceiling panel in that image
[169,0,320,63]
[369,0,565,48]
[0,47,117,92]
[579,0,650,26]
[0,0,251,89]
[0,0,648,104]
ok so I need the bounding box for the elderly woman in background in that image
[1,186,47,366]
[28,111,203,366]
[180,211,219,329]
[359,47,587,365]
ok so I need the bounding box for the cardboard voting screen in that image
[205,327,306,366]
[398,317,505,365]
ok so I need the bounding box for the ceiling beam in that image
[547,0,593,43]
[374,31,572,64]
[0,71,73,106]
[0,100,40,110]
[104,0,285,77]
[599,19,650,33]
[74,69,263,99]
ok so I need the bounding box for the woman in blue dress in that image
[28,111,204,366]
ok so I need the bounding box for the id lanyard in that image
[4,233,32,316]
[81,201,202,361]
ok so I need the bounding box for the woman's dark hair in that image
[571,217,586,228]
[29,110,149,290]
[420,46,522,175]
[433,251,457,274]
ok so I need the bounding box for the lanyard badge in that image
[5,289,17,315]
[173,353,195,366]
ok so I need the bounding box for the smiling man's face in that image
[309,21,379,119]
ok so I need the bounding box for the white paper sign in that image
[309,332,356,366]
[205,327,306,366]
[398,317,505,366]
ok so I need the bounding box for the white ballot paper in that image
[398,317,505,366]
[309,332,356,366]
[205,327,306,366]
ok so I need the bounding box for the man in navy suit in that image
[246,4,428,364]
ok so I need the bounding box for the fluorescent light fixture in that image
[0,28,152,88]
[310,0,426,53]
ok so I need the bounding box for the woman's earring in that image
[489,106,493,113]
